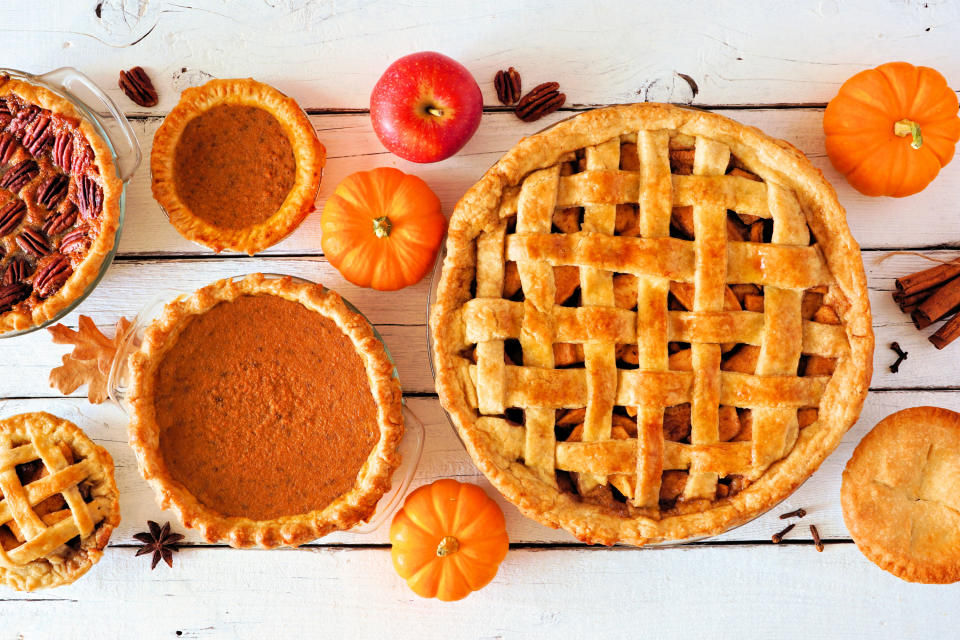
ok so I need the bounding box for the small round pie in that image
[0,411,120,591]
[127,273,404,548]
[842,406,960,584]
[0,75,123,334]
[151,79,325,255]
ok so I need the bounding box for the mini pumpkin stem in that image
[894,119,923,150]
[373,216,392,238]
[436,535,460,557]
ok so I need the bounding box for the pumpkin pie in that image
[126,273,403,548]
[0,411,120,591]
[0,75,123,334]
[431,103,873,546]
[842,406,960,584]
[151,79,325,255]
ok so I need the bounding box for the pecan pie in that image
[0,76,122,334]
[0,412,120,591]
[151,79,325,255]
[431,103,874,545]
[127,274,403,548]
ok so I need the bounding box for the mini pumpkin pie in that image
[151,79,325,255]
[0,75,123,334]
[842,406,960,584]
[0,411,120,591]
[127,273,403,548]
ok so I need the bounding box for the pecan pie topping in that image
[1,256,28,285]
[0,199,26,235]
[1,160,38,193]
[16,228,51,257]
[0,281,29,312]
[33,254,72,298]
[36,174,69,209]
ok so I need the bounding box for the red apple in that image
[370,51,482,163]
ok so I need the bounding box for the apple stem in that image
[426,106,444,117]
[373,216,392,238]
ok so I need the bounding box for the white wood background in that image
[2,1,960,638]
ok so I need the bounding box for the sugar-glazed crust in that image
[431,103,873,546]
[126,273,404,548]
[0,411,120,591]
[151,78,325,255]
[0,76,122,334]
[842,406,960,584]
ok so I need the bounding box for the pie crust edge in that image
[431,102,874,545]
[0,77,123,334]
[126,273,404,548]
[150,78,326,255]
[0,411,120,591]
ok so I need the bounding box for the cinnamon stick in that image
[912,276,960,329]
[893,288,935,312]
[895,257,960,298]
[930,312,960,349]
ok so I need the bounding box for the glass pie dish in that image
[0,66,141,338]
[107,273,423,537]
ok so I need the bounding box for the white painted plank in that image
[0,249,957,398]
[108,110,960,257]
[0,545,957,639]
[0,389,955,548]
[2,0,959,110]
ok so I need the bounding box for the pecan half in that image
[2,256,30,285]
[34,254,72,298]
[119,66,159,108]
[0,133,18,166]
[42,202,78,236]
[0,98,9,115]
[515,82,565,122]
[36,174,69,210]
[52,133,73,171]
[16,228,50,257]
[0,199,26,236]
[59,225,91,254]
[0,281,30,312]
[22,114,52,156]
[0,160,38,193]
[7,105,39,136]
[74,175,103,220]
[71,143,92,176]
[495,67,522,105]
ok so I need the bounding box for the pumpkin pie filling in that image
[154,294,380,521]
[173,104,296,230]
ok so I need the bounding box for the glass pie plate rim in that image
[106,272,423,537]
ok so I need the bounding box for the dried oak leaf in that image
[48,315,131,404]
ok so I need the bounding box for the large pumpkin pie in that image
[126,273,403,548]
[151,79,325,255]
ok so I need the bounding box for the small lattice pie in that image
[0,412,120,590]
[431,103,873,545]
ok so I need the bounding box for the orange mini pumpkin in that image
[321,167,446,290]
[823,62,960,197]
[390,479,509,602]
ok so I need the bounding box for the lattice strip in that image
[685,136,730,500]
[515,166,560,487]
[475,221,508,415]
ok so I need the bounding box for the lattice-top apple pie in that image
[431,103,873,545]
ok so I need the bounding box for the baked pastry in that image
[127,273,403,548]
[151,78,325,255]
[431,103,873,545]
[842,406,960,584]
[0,75,122,334]
[0,411,120,591]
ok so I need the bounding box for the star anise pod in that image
[133,520,184,569]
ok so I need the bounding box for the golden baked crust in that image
[127,273,404,548]
[842,406,960,584]
[0,411,120,591]
[0,76,122,334]
[431,103,873,546]
[151,78,325,255]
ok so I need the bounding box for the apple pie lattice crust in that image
[431,103,873,546]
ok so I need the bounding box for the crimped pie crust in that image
[431,103,873,546]
[151,78,325,255]
[0,76,122,334]
[126,273,404,548]
[0,411,120,591]
[842,406,960,584]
